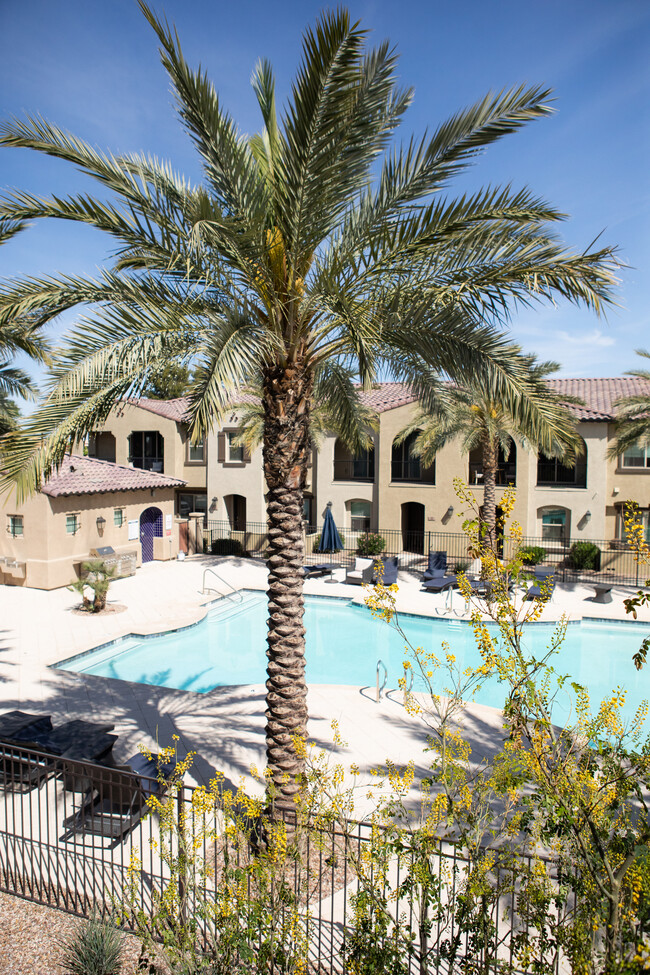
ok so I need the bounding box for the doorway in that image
[139,506,163,563]
[401,502,425,554]
[224,494,247,532]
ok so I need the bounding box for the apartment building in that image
[206,378,650,548]
[88,397,207,521]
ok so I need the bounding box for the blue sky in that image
[1,0,649,392]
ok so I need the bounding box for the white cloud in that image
[556,329,616,347]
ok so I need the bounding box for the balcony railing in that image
[333,459,375,481]
[391,460,435,484]
[468,463,516,487]
[537,460,586,488]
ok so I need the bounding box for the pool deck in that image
[0,555,648,804]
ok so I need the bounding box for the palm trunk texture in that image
[262,362,313,815]
[482,436,498,547]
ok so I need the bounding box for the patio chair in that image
[63,759,171,847]
[524,567,555,601]
[0,741,57,792]
[302,563,333,579]
[422,573,458,594]
[345,557,374,585]
[423,551,447,581]
[373,556,399,585]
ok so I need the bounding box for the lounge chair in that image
[525,567,555,600]
[0,741,57,792]
[345,557,374,585]
[63,755,173,846]
[422,573,458,594]
[373,556,399,585]
[303,563,335,579]
[423,551,447,581]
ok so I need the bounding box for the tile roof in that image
[127,397,190,422]
[126,377,650,427]
[545,377,650,421]
[41,455,186,498]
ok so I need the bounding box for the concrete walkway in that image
[0,556,648,804]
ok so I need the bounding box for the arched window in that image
[539,506,570,541]
[391,431,435,483]
[333,439,374,481]
[537,439,587,488]
[468,444,516,486]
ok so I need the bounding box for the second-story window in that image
[468,444,516,486]
[228,432,244,463]
[188,439,205,463]
[129,431,164,472]
[333,440,374,481]
[620,444,650,469]
[391,431,435,483]
[537,447,587,487]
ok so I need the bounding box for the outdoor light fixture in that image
[446,505,454,516]
[327,500,333,508]
[96,515,106,532]
[585,510,592,520]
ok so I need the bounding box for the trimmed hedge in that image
[520,546,547,566]
[211,537,244,556]
[568,541,601,571]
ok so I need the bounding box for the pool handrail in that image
[202,568,243,604]
[402,664,414,707]
[376,659,388,703]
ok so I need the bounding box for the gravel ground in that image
[0,892,143,974]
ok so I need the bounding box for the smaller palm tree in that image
[398,360,582,541]
[608,350,650,461]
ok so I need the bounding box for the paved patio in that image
[0,556,648,803]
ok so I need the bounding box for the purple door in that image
[140,507,163,563]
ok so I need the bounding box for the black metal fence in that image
[0,742,570,973]
[205,519,648,587]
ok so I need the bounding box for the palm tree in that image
[608,350,650,461]
[0,6,618,812]
[398,361,583,542]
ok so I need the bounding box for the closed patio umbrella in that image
[318,504,343,553]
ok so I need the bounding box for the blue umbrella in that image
[318,506,343,553]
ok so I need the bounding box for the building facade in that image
[206,378,650,549]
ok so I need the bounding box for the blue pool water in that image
[56,592,648,721]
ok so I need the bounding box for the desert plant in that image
[210,537,244,557]
[568,540,601,571]
[452,560,470,573]
[519,545,546,565]
[57,911,125,975]
[68,559,116,612]
[356,533,386,557]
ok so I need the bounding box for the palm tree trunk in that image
[482,436,498,548]
[262,361,313,816]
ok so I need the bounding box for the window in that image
[129,431,164,472]
[350,501,371,532]
[621,445,650,469]
[7,515,23,537]
[333,440,374,481]
[227,433,244,463]
[617,506,650,543]
[113,509,124,527]
[391,432,435,483]
[541,509,567,541]
[303,495,314,526]
[187,439,205,463]
[178,493,208,520]
[537,446,587,487]
[468,444,516,486]
[66,514,80,535]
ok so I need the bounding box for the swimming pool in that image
[56,591,648,721]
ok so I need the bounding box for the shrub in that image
[57,911,125,975]
[452,561,470,573]
[569,540,601,571]
[211,537,244,556]
[68,560,116,613]
[356,533,386,557]
[312,532,345,553]
[520,545,546,566]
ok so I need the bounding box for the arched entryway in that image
[224,494,247,531]
[140,506,163,563]
[401,501,425,554]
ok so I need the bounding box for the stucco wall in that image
[0,488,179,590]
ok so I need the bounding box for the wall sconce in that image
[96,515,106,533]
[327,500,333,508]
[584,510,592,521]
[446,505,454,516]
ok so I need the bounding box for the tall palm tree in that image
[608,350,650,461]
[0,6,618,811]
[398,361,583,542]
